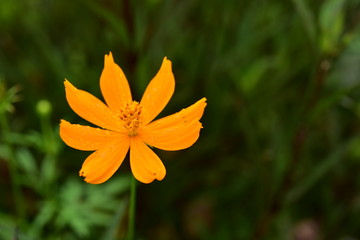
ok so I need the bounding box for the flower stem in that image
[127,176,137,240]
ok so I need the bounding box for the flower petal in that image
[100,52,132,112]
[130,137,166,184]
[59,120,120,151]
[79,136,130,184]
[64,80,123,131]
[140,98,206,150]
[140,57,175,125]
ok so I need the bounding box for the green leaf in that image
[285,142,349,203]
[16,147,39,188]
[29,200,57,238]
[292,0,317,45]
[16,147,37,175]
[83,0,129,48]
[238,58,273,95]
[319,0,345,53]
[53,176,130,238]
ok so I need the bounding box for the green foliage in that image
[0,79,21,114]
[0,85,130,239]
[319,0,346,54]
[1,0,360,239]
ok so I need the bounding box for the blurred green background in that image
[1,0,360,239]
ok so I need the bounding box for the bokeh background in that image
[1,0,360,239]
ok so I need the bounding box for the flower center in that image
[119,101,142,136]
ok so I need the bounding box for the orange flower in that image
[60,52,206,184]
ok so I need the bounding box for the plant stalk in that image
[127,176,137,240]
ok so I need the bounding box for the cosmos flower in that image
[60,52,206,184]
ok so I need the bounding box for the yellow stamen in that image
[119,101,142,136]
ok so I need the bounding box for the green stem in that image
[40,114,58,193]
[127,176,137,240]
